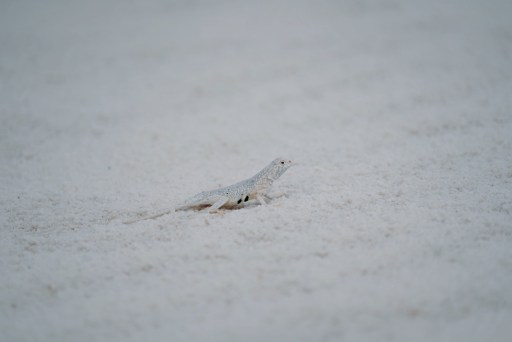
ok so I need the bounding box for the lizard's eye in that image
[281,161,284,164]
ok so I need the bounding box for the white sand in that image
[1,0,511,341]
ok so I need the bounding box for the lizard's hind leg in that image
[208,197,229,213]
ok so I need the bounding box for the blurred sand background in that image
[1,0,511,341]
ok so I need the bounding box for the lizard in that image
[122,157,293,224]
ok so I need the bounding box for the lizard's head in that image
[273,158,293,167]
[268,157,293,179]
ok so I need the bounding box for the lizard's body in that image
[123,158,292,224]
[176,157,293,212]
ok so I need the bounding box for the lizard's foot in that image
[209,209,226,216]
[266,192,287,200]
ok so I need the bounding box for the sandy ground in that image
[1,0,512,341]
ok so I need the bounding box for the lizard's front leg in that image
[257,195,267,206]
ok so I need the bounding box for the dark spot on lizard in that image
[281,161,284,164]
[244,195,249,202]
[237,199,242,204]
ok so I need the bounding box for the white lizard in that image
[123,158,293,224]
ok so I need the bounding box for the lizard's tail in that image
[122,209,172,224]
